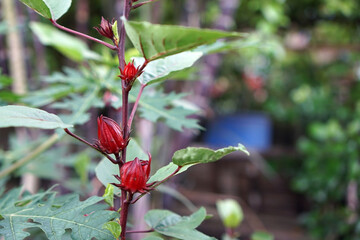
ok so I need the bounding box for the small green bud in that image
[216,199,243,228]
[112,20,119,45]
[103,184,114,208]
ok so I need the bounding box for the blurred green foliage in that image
[294,112,360,239]
[207,0,360,239]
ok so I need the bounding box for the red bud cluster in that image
[118,154,151,193]
[97,115,126,154]
[94,17,115,40]
[119,60,142,90]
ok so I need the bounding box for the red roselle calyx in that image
[97,115,126,154]
[117,154,152,193]
[119,60,142,90]
[94,17,115,40]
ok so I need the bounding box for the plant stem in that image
[128,84,146,130]
[64,128,117,164]
[117,2,133,240]
[120,192,133,240]
[121,85,129,163]
[0,134,59,179]
[50,20,117,50]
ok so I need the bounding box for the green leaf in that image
[0,105,72,129]
[251,232,274,240]
[139,92,201,131]
[123,17,245,61]
[148,162,193,183]
[19,0,72,20]
[102,221,121,239]
[0,188,118,240]
[30,22,100,62]
[95,139,148,194]
[194,37,260,55]
[110,86,201,131]
[172,144,249,166]
[23,85,76,107]
[133,51,203,85]
[103,184,115,208]
[54,89,102,126]
[216,199,244,228]
[145,207,215,240]
[16,143,65,181]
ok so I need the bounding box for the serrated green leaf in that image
[23,85,77,107]
[110,85,201,131]
[19,0,72,20]
[95,139,148,194]
[0,105,72,129]
[30,22,100,62]
[0,188,118,240]
[145,207,215,240]
[103,184,115,208]
[133,51,203,85]
[102,221,121,239]
[172,144,249,166]
[139,92,201,131]
[16,143,65,181]
[123,17,245,61]
[54,90,102,126]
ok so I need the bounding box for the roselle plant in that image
[0,0,249,239]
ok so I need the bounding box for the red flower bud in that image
[94,17,114,40]
[97,115,126,154]
[119,154,151,193]
[119,60,142,89]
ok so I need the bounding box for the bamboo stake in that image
[3,0,39,193]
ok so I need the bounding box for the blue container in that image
[204,113,272,151]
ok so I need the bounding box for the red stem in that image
[64,128,117,164]
[50,20,117,50]
[120,193,133,240]
[128,84,146,130]
[117,1,133,240]
[121,85,129,164]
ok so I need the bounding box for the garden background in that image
[1,0,360,239]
